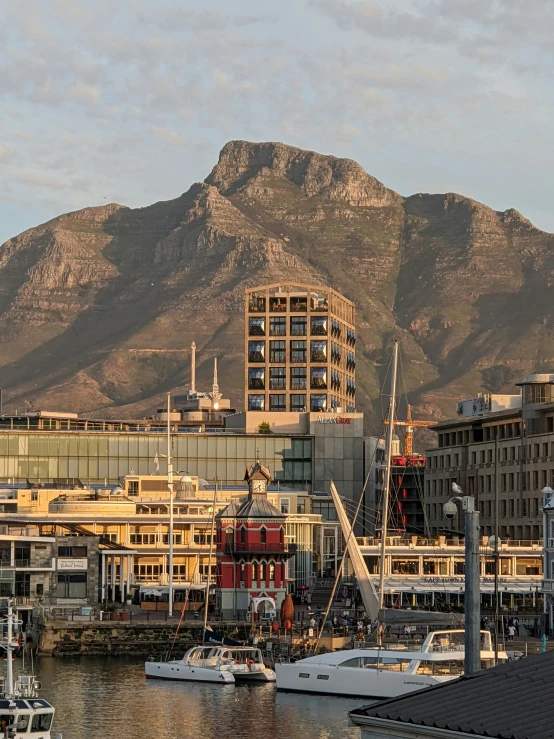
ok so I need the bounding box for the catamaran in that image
[146,644,275,684]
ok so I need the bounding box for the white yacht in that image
[275,630,508,699]
[145,645,276,684]
[0,601,57,737]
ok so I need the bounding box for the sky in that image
[1,0,554,244]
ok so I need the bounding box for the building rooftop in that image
[430,407,522,431]
[350,650,554,739]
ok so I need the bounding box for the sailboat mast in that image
[167,392,174,618]
[378,341,399,614]
[203,478,218,642]
[6,600,14,698]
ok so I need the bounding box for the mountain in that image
[1,140,553,440]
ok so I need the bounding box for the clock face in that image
[252,479,266,493]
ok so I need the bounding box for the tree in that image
[258,421,272,434]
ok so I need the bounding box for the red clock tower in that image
[215,461,292,618]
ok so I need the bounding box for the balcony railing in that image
[225,542,297,554]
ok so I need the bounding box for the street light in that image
[444,483,481,675]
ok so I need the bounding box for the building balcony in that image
[225,542,298,554]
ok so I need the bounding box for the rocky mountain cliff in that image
[2,140,554,438]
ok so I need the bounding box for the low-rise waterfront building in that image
[0,472,336,609]
[358,535,543,612]
[0,532,100,613]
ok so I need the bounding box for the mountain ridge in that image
[1,139,553,439]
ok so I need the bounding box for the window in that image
[391,559,419,574]
[240,527,247,544]
[269,563,275,581]
[270,340,286,363]
[248,395,265,411]
[270,317,286,336]
[290,340,306,363]
[310,367,327,389]
[453,561,465,575]
[516,558,542,575]
[248,341,265,362]
[128,480,139,496]
[290,316,307,336]
[310,316,327,335]
[260,528,267,544]
[423,559,448,575]
[291,367,307,389]
[270,296,287,312]
[249,317,265,336]
[193,529,214,546]
[162,533,183,544]
[299,673,310,678]
[280,498,290,514]
[311,340,327,362]
[290,394,307,412]
[310,394,327,412]
[58,545,87,558]
[130,533,157,545]
[31,714,53,732]
[317,674,330,680]
[248,367,265,390]
[269,367,286,390]
[269,394,286,411]
[533,471,539,489]
[471,452,477,465]
[57,573,87,598]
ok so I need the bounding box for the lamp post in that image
[444,483,480,675]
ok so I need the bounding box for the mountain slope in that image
[1,140,553,437]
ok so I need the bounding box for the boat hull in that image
[232,667,276,683]
[145,661,235,684]
[275,664,446,699]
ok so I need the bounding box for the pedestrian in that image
[514,617,520,637]
[306,592,311,605]
[318,617,324,632]
[332,615,338,627]
[357,619,363,634]
[508,624,516,641]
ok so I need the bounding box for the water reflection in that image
[32,658,362,739]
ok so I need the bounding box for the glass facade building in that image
[0,432,313,488]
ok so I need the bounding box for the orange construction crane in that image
[382,403,434,456]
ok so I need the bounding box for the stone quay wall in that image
[35,621,250,657]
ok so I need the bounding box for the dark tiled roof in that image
[235,497,283,519]
[350,650,554,739]
[244,461,271,481]
[216,501,240,518]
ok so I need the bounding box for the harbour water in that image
[31,657,363,739]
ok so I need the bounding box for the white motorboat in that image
[0,600,57,738]
[275,629,508,699]
[145,645,276,684]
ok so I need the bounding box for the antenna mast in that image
[191,342,196,393]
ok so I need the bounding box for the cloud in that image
[1,0,554,245]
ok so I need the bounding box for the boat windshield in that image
[339,656,411,672]
[426,632,491,653]
[415,660,464,676]
[223,649,261,663]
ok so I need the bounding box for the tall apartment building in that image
[245,282,356,414]
[425,376,554,541]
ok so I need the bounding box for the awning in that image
[139,583,207,596]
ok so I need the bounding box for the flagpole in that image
[167,392,174,618]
